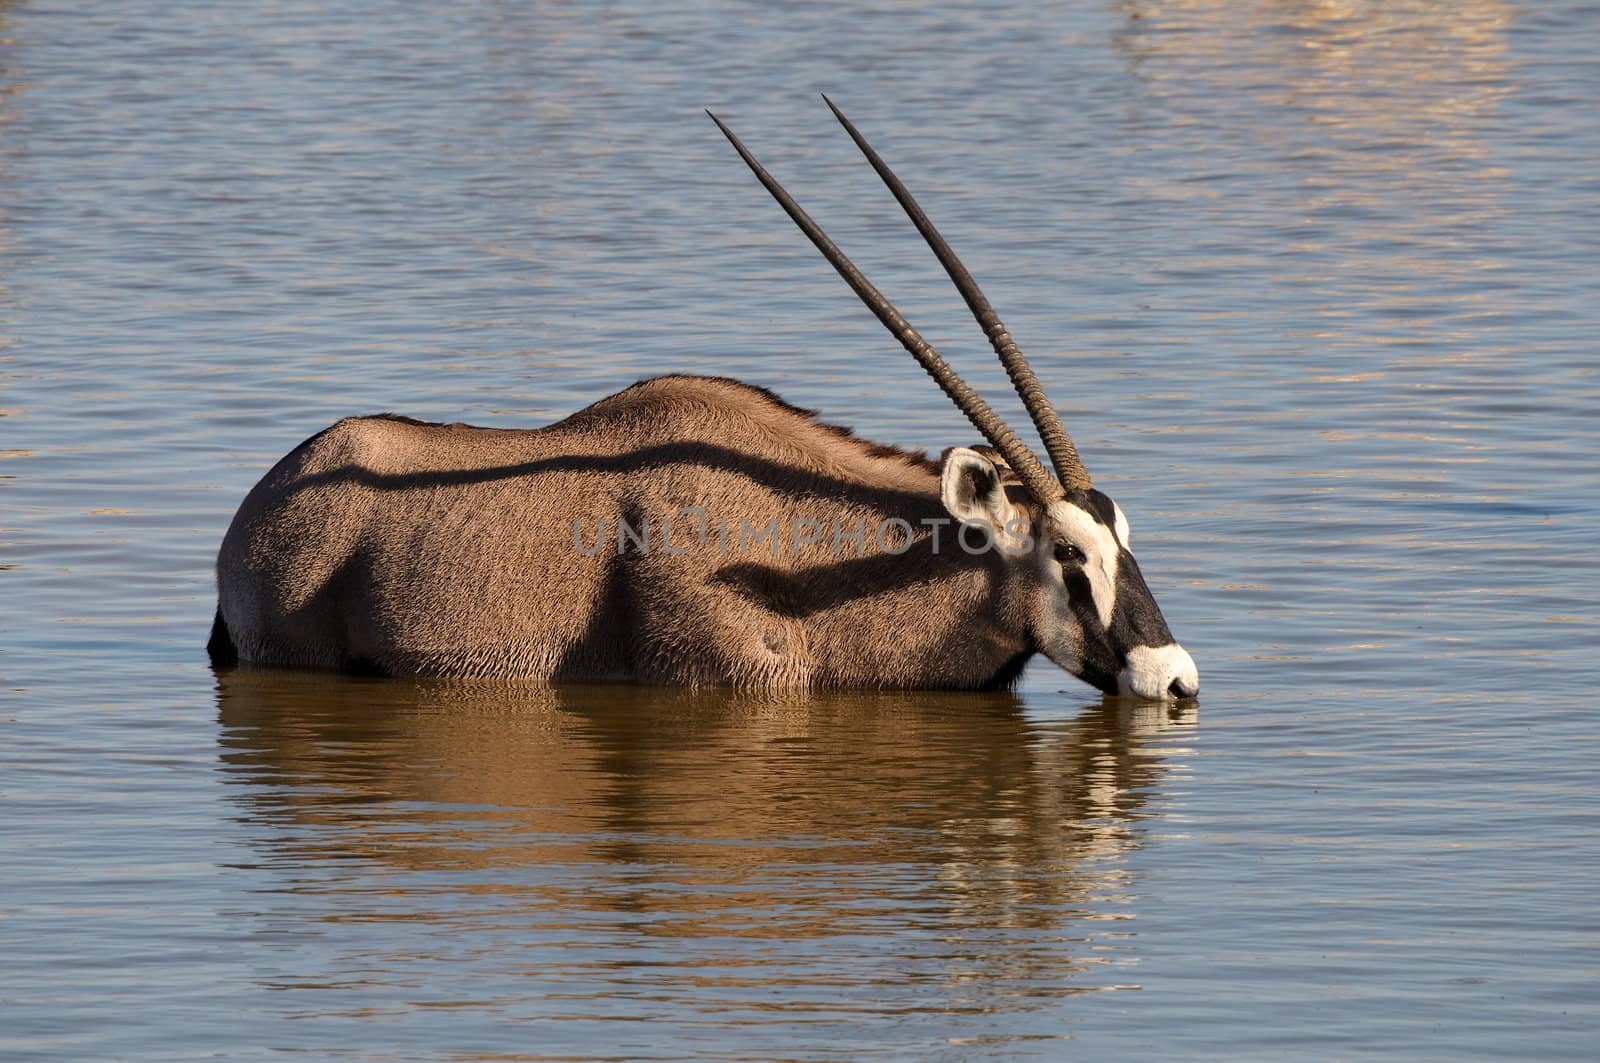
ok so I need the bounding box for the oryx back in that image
[216,375,966,684]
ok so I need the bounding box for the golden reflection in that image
[1115,0,1512,141]
[215,671,1194,996]
[1113,0,1515,368]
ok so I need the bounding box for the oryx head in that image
[712,98,1198,700]
[937,446,1197,699]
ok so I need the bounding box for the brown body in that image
[214,376,1035,688]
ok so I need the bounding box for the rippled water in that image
[2,1,1596,1059]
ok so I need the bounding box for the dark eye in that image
[1053,542,1086,566]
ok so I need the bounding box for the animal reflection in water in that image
[210,100,1197,699]
[216,672,1195,968]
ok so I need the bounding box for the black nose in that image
[1168,677,1197,699]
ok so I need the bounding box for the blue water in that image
[2,1,1596,1059]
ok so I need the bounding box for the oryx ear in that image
[940,447,1016,528]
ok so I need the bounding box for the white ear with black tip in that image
[940,447,1017,531]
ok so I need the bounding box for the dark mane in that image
[641,374,939,472]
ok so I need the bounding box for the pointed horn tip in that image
[821,94,855,129]
[706,110,746,152]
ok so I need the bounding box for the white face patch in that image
[1045,500,1121,630]
[1118,643,1199,700]
[1112,502,1129,550]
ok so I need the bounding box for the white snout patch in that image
[1118,644,1200,700]
[1045,500,1121,629]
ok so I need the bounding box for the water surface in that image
[2,1,1596,1059]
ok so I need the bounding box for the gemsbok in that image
[209,98,1199,699]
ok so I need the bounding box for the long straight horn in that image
[708,110,1063,505]
[822,95,1094,492]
